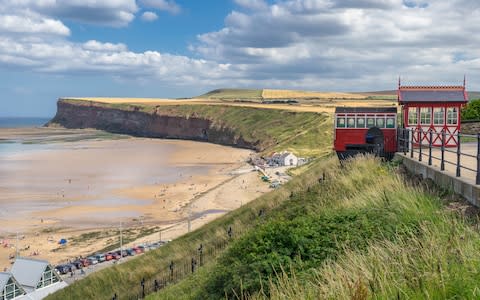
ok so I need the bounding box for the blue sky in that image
[0,0,479,117]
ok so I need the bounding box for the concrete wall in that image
[396,153,480,207]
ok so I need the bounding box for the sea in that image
[0,117,50,128]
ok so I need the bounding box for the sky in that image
[0,0,479,117]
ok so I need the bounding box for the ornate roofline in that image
[399,85,465,90]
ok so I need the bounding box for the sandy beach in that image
[0,128,270,270]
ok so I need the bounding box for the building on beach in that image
[269,152,298,167]
[0,257,68,300]
[0,272,27,300]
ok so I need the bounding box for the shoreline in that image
[0,128,270,270]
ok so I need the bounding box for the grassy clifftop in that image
[53,99,332,157]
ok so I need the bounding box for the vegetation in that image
[261,89,366,100]
[461,98,480,121]
[197,89,263,101]
[153,156,465,299]
[59,99,332,157]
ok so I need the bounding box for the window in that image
[3,278,24,300]
[433,107,444,125]
[36,266,59,289]
[336,117,345,128]
[347,117,355,128]
[386,117,396,128]
[447,107,458,125]
[408,107,418,125]
[376,116,385,128]
[420,107,431,125]
[366,117,375,128]
[356,116,365,128]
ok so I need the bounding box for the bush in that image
[200,192,424,298]
[461,99,480,120]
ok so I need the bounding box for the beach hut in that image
[10,257,67,299]
[0,272,26,300]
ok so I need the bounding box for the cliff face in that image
[48,100,261,150]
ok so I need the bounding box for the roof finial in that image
[398,76,401,88]
[463,74,466,88]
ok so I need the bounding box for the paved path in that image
[400,143,478,185]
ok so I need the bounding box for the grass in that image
[197,89,263,100]
[151,156,449,299]
[55,100,332,157]
[261,89,366,100]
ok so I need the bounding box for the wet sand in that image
[0,128,269,270]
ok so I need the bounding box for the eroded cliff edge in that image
[47,99,330,156]
[47,99,262,150]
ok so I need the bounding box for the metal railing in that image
[397,128,480,185]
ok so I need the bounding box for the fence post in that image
[477,133,480,185]
[456,132,461,177]
[441,130,445,171]
[419,127,423,162]
[428,129,432,166]
[169,261,174,282]
[403,128,408,155]
[198,244,203,266]
[410,128,414,158]
[191,257,196,273]
[141,278,145,299]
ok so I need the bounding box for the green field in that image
[197,89,263,101]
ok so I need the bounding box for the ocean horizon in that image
[0,116,51,128]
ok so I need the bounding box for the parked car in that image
[87,256,98,265]
[148,242,161,250]
[132,247,143,254]
[108,252,121,260]
[138,245,148,252]
[94,253,106,262]
[71,259,89,269]
[104,253,113,261]
[55,264,74,275]
[116,249,128,257]
[126,248,136,256]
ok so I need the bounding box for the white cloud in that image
[3,0,138,27]
[192,0,480,90]
[0,14,70,36]
[141,11,158,22]
[234,0,269,11]
[83,40,128,52]
[140,0,181,14]
[2,0,480,93]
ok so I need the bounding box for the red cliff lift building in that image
[398,80,468,147]
[334,107,398,160]
[334,79,469,160]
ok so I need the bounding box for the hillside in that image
[197,89,263,101]
[148,156,480,300]
[45,96,480,300]
[48,99,332,157]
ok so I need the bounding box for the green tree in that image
[461,99,480,120]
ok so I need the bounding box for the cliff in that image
[48,99,331,156]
